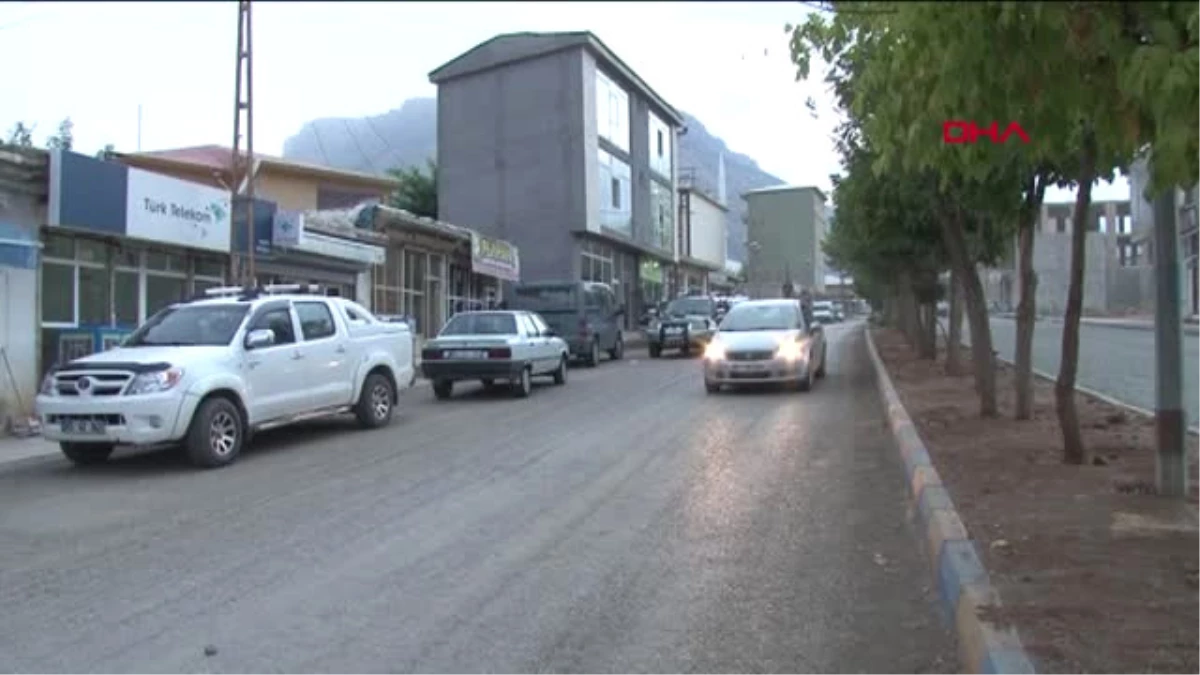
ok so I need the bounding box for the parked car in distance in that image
[36,285,416,469]
[510,281,624,366]
[702,298,827,393]
[420,310,570,399]
[646,295,720,358]
[812,308,836,325]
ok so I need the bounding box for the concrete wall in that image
[744,188,823,298]
[1026,232,1114,315]
[0,191,43,428]
[437,49,587,282]
[688,191,726,268]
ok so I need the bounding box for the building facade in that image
[0,146,46,430]
[1127,155,1199,317]
[676,185,727,294]
[743,185,828,299]
[430,31,685,328]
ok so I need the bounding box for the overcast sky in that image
[2,1,1125,204]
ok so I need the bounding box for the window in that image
[595,70,630,153]
[649,181,675,252]
[440,312,517,336]
[343,304,369,324]
[517,313,538,336]
[79,266,111,325]
[146,276,187,316]
[648,112,672,177]
[528,313,549,335]
[248,307,296,345]
[295,301,337,340]
[41,262,75,324]
[125,304,250,347]
[597,148,632,235]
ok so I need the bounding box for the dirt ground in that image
[873,328,1199,674]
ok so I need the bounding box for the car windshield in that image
[664,298,713,316]
[440,312,518,336]
[125,304,251,347]
[513,286,576,314]
[719,304,799,332]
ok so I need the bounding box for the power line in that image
[309,121,332,166]
[341,118,380,173]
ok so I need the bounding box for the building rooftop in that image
[679,184,728,212]
[429,31,684,127]
[742,184,828,203]
[117,145,401,191]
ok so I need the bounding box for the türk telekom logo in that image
[943,121,1031,144]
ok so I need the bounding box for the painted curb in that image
[865,329,1038,674]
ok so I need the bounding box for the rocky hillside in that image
[282,97,787,263]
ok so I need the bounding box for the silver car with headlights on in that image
[702,298,827,393]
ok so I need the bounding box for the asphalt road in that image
[952,317,1200,429]
[0,323,954,674]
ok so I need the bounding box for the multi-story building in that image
[742,185,828,299]
[676,180,728,294]
[429,31,685,326]
[1128,155,1199,317]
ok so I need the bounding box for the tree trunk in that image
[946,268,964,375]
[939,204,999,417]
[1014,172,1047,420]
[919,300,938,359]
[1057,130,1097,465]
[898,273,920,346]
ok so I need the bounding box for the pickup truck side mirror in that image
[244,328,276,350]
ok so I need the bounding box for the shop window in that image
[146,276,186,316]
[41,262,75,324]
[43,233,74,260]
[76,238,107,264]
[116,250,141,269]
[194,258,225,278]
[146,250,185,272]
[295,302,337,340]
[78,267,110,325]
[115,271,140,326]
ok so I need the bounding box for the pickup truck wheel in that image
[185,397,244,469]
[355,372,395,429]
[512,367,532,398]
[585,339,600,368]
[609,334,624,360]
[648,343,662,358]
[432,380,454,400]
[59,442,114,466]
[552,356,568,385]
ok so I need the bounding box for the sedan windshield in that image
[665,298,713,316]
[125,304,251,347]
[440,312,518,336]
[719,304,800,332]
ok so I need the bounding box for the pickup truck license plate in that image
[447,350,487,360]
[62,418,106,434]
[665,327,684,335]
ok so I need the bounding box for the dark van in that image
[510,281,625,366]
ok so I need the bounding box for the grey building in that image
[429,31,686,326]
[742,185,828,299]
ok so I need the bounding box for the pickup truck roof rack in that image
[195,283,326,302]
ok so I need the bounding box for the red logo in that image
[943,121,1031,144]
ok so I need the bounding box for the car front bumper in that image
[421,360,528,382]
[647,327,714,349]
[703,357,809,385]
[36,391,197,445]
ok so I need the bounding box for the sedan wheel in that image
[553,356,568,385]
[512,367,533,398]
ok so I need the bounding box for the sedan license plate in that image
[62,418,106,434]
[732,363,761,372]
[447,350,487,360]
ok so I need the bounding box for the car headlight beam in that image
[776,340,805,361]
[704,341,726,360]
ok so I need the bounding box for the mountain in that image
[282,97,788,263]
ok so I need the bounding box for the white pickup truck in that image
[35,286,416,469]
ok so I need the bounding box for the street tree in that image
[386,158,438,219]
[790,2,1019,416]
[45,118,74,151]
[6,122,34,147]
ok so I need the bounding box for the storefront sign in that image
[273,209,305,247]
[232,197,275,257]
[295,231,385,265]
[125,167,231,253]
[471,233,520,282]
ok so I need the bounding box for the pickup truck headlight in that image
[39,373,55,396]
[776,339,807,361]
[125,368,185,396]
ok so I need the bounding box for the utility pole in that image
[1152,186,1187,497]
[230,0,256,287]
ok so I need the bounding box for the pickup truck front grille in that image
[726,350,775,362]
[54,370,135,397]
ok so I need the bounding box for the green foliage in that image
[95,143,116,160]
[386,158,437,219]
[45,118,74,151]
[6,121,34,147]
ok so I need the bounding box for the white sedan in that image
[701,299,827,393]
[420,310,570,399]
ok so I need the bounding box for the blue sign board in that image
[231,197,276,257]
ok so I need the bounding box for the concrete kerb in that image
[865,329,1038,674]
